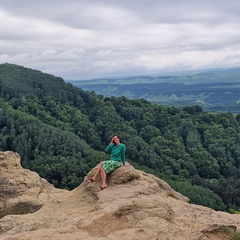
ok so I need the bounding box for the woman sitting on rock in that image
[86,134,127,191]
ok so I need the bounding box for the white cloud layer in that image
[0,0,240,80]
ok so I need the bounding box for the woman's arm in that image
[105,142,113,153]
[121,144,126,165]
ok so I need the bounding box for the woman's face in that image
[113,136,120,144]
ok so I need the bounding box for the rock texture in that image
[1,151,240,240]
[0,151,66,219]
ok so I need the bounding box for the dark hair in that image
[112,134,121,145]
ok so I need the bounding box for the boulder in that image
[0,151,66,219]
[1,151,240,240]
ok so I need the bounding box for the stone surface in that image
[0,151,67,219]
[0,151,240,240]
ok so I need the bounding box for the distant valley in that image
[67,68,240,112]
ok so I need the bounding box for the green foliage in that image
[168,179,226,211]
[219,226,240,240]
[2,63,240,212]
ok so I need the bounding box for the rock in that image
[1,151,240,240]
[0,151,67,219]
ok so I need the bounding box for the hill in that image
[1,151,240,240]
[67,68,240,112]
[1,63,240,212]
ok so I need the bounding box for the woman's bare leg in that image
[87,162,103,183]
[100,167,107,189]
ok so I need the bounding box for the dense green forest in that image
[1,63,240,212]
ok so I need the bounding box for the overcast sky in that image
[1,0,240,80]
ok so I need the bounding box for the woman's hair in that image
[112,134,121,144]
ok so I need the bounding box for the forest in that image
[1,63,240,212]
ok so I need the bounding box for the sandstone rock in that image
[0,151,67,219]
[1,151,240,240]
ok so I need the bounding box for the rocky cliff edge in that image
[0,151,240,240]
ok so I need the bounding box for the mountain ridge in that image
[68,67,240,112]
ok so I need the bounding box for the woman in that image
[86,134,126,191]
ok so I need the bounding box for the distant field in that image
[67,68,240,112]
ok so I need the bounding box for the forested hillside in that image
[1,63,240,212]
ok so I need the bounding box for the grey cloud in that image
[0,0,240,80]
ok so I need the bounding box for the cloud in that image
[0,0,240,80]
